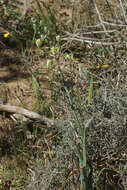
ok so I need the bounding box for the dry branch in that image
[62,37,120,45]
[0,103,53,125]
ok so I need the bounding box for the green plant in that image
[32,72,52,116]
[32,0,61,52]
[87,75,93,109]
[48,38,94,189]
[64,87,93,190]
[64,53,77,72]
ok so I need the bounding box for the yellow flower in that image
[4,32,9,38]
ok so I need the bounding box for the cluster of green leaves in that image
[32,0,63,56]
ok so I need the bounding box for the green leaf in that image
[82,128,87,168]
[32,74,41,103]
[88,76,93,108]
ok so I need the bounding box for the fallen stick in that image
[0,104,54,125]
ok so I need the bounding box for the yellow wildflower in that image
[4,32,9,38]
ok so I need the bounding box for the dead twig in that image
[62,37,120,45]
[0,103,53,125]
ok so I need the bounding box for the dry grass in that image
[0,0,127,189]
